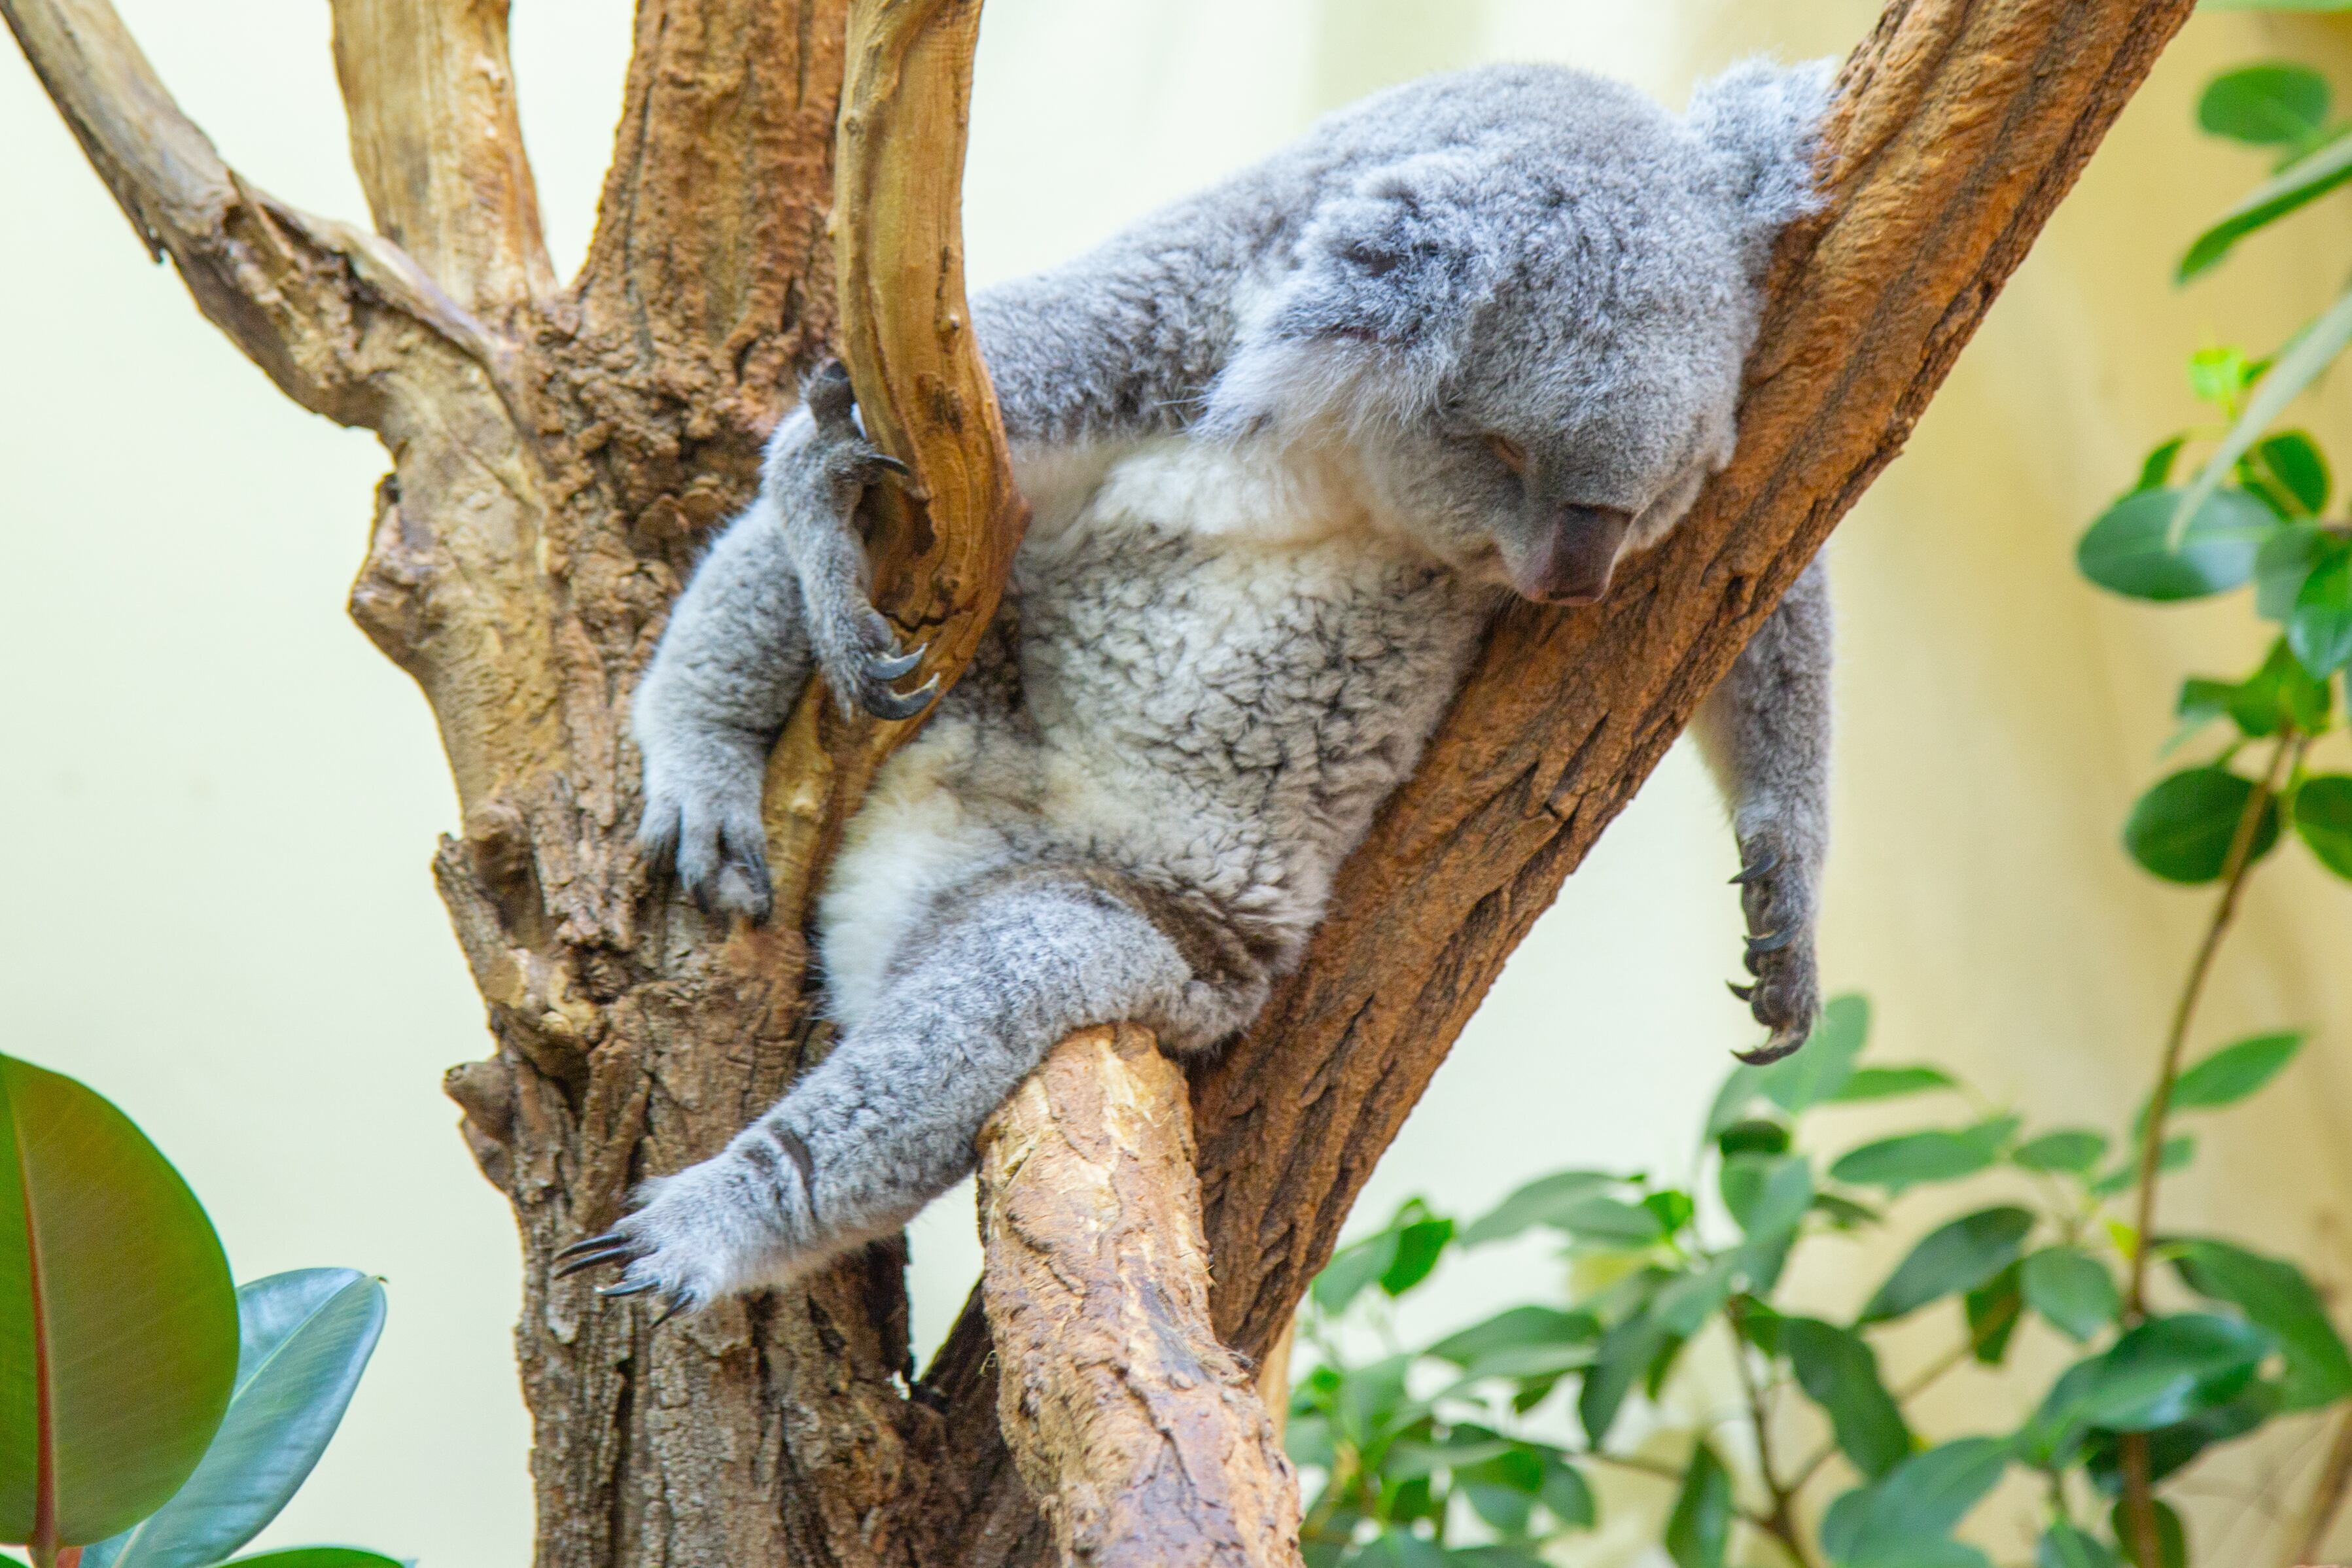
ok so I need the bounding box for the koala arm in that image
[1692,555,1831,1058]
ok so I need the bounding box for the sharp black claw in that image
[1730,849,1782,886]
[1726,981,1755,1003]
[868,644,926,682]
[865,674,939,722]
[553,1247,634,1280]
[647,1298,688,1331]
[1745,927,1795,956]
[865,451,912,479]
[599,1278,661,1298]
[1734,1032,1808,1066]
[556,1230,626,1263]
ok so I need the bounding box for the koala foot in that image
[636,747,774,923]
[1725,830,1820,1064]
[789,362,939,723]
[553,1143,820,1320]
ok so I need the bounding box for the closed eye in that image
[1484,433,1529,476]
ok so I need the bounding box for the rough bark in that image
[0,0,2195,1563]
[976,1027,1302,1568]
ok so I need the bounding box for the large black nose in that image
[1512,505,1634,606]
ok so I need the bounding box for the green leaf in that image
[1458,1172,1617,1247]
[2290,546,2352,678]
[0,1054,239,1548]
[1860,1207,2035,1324]
[2256,430,2332,513]
[1964,1262,2025,1366]
[2232,636,2335,735]
[1812,1192,1882,1231]
[1820,1438,2010,1568]
[1754,995,1872,1113]
[1577,1312,1666,1446]
[2077,487,2275,601]
[1653,1258,1742,1338]
[2088,1136,2196,1198]
[1716,1119,1791,1159]
[2123,767,2281,884]
[212,1554,408,1568]
[2031,1314,2273,1447]
[2135,435,2189,493]
[2257,524,2330,621]
[1664,1440,1732,1568]
[1539,1456,1596,1529]
[1312,1232,1397,1314]
[1424,1306,1598,1368]
[2201,63,2332,145]
[2084,1381,2279,1491]
[2039,1523,2120,1568]
[2169,1030,2304,1113]
[1782,1317,1910,1478]
[2021,1247,2121,1342]
[1548,1195,1669,1248]
[81,1270,386,1568]
[2171,1236,2352,1408]
[1830,1117,2020,1194]
[2108,1499,2186,1568]
[1831,1066,1958,1104]
[2012,1129,2110,1174]
[1380,1218,1453,1297]
[2181,130,2352,279]
[2294,775,2352,876]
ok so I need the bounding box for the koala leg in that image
[1693,555,1831,1062]
[556,873,1202,1314]
[766,362,937,722]
[631,496,815,922]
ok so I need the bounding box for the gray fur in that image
[608,59,1837,1308]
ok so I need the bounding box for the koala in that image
[559,59,1838,1314]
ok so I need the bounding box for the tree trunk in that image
[0,0,2193,1563]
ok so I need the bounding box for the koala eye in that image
[1484,434,1530,476]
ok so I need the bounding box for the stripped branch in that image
[978,1026,1303,1568]
[329,0,555,316]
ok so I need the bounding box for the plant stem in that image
[1580,1450,1787,1540]
[2118,731,2302,1568]
[1727,1298,1820,1568]
[2287,1405,2352,1568]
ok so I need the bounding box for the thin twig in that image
[1726,1298,1820,1568]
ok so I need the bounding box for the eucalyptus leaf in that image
[1541,1457,1596,1529]
[1424,1306,1599,1368]
[1664,1440,1732,1568]
[2166,1030,2304,1115]
[2021,1247,2122,1342]
[1860,1207,2035,1325]
[1380,1218,1453,1297]
[1578,1311,1667,1446]
[2012,1128,2109,1174]
[1830,1117,2020,1194]
[1831,1066,1957,1104]
[2171,1236,2352,1409]
[2123,767,2281,884]
[2198,62,2331,145]
[1458,1172,1617,1247]
[1782,1317,1910,1478]
[2077,487,2275,600]
[1819,1438,2010,1568]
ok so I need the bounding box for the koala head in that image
[1202,59,1833,604]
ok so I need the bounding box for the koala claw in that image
[1729,848,1780,886]
[598,1277,662,1299]
[1734,1024,1812,1067]
[552,1231,639,1278]
[865,671,941,722]
[868,642,928,682]
[1726,979,1755,1003]
[1744,927,1795,960]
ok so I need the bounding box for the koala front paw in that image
[1727,829,1821,1064]
[637,750,774,923]
[791,362,939,724]
[552,1147,815,1319]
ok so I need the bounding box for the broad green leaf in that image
[2021,1247,2121,1342]
[1812,1192,1882,1230]
[1860,1208,2035,1324]
[2181,132,2352,279]
[1446,1341,1596,1387]
[2031,1314,2272,1446]
[1653,1258,1740,1338]
[2232,636,2335,735]
[2012,1129,2110,1174]
[1665,1440,1732,1568]
[2168,1030,2304,1114]
[1782,1317,1910,1478]
[2135,435,2190,493]
[2199,63,2331,145]
[2039,1522,2120,1568]
[82,1270,386,1568]
[214,1554,408,1568]
[1424,1306,1598,1367]
[1333,1355,1418,1447]
[1754,995,1872,1113]
[2109,1499,2186,1568]
[1540,1457,1596,1528]
[2256,430,2333,514]
[1380,1218,1453,1297]
[1820,1438,2010,1568]
[2123,767,2281,884]
[1551,1195,1668,1248]
[2257,524,2330,620]
[2291,547,2352,678]
[1736,1159,1814,1296]
[2084,1381,2279,1491]
[2294,775,2352,876]
[1312,1232,1397,1314]
[1353,1527,1446,1568]
[2076,487,2275,600]
[1578,1311,1666,1446]
[1964,1262,2025,1366]
[1831,1066,1958,1104]
[1458,1172,1617,1247]
[2171,1236,2352,1408]
[0,1054,239,1547]
[2169,288,2352,553]
[1830,1117,2020,1194]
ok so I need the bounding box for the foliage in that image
[1285,1000,2346,1568]
[0,1054,400,1568]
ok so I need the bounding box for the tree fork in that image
[2,0,2198,1563]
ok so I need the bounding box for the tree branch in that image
[1,0,497,430]
[977,1026,1304,1568]
[329,0,555,317]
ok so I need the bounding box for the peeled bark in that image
[0,0,2194,1562]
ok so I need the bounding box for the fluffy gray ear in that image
[1687,57,1836,275]
[1199,151,1496,440]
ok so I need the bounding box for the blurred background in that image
[6,2,2352,1565]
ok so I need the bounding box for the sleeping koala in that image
[560,58,1837,1313]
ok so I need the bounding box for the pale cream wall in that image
[5,4,2349,1565]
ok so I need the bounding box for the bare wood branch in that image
[330,0,555,316]
[1184,0,2202,1360]
[978,1026,1304,1568]
[1,0,497,430]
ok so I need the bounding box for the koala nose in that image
[1511,504,1634,606]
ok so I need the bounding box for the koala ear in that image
[1200,151,1496,440]
[1687,57,1836,276]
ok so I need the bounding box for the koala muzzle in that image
[1511,504,1634,606]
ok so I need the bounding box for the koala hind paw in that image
[1727,830,1821,1064]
